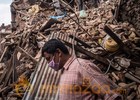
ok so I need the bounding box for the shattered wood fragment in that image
[17,46,37,63]
[69,35,92,48]
[0,46,8,62]
[40,18,62,32]
[125,72,140,84]
[114,0,122,21]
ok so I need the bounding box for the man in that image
[42,39,123,100]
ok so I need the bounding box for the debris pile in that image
[0,0,140,99]
[119,0,140,36]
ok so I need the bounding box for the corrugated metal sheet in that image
[23,32,74,100]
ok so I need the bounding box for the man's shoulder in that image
[74,58,88,63]
[74,58,102,75]
[74,58,93,66]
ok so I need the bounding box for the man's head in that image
[42,39,70,71]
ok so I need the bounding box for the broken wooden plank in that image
[114,0,122,21]
[0,46,8,62]
[17,46,37,63]
[69,35,92,48]
[125,72,140,83]
[40,18,62,32]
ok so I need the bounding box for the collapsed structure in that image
[0,0,140,99]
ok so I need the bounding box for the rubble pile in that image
[0,0,140,99]
[119,0,140,36]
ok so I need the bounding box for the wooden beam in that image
[40,18,62,32]
[17,46,37,63]
[0,46,8,62]
[62,40,109,65]
[69,35,92,48]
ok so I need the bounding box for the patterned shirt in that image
[59,56,123,100]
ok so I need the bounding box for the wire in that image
[60,0,92,36]
[51,1,119,95]
[60,0,80,24]
[72,33,76,56]
[58,0,80,58]
[56,0,107,76]
[68,0,74,5]
[104,59,114,74]
[61,1,100,74]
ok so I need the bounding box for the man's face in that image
[43,52,54,63]
[43,52,63,71]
